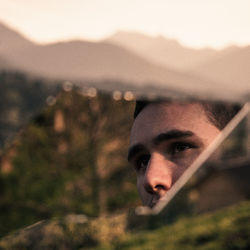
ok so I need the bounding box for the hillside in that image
[3,38,218,95]
[193,46,250,92]
[0,22,36,56]
[0,23,248,102]
[0,200,249,249]
[106,31,242,72]
[106,31,219,70]
[0,22,225,98]
[105,31,250,97]
[119,201,250,250]
[0,56,10,69]
[4,39,200,85]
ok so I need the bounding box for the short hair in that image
[134,100,241,130]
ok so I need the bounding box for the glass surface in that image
[0,7,250,248]
[127,114,250,249]
[0,75,249,249]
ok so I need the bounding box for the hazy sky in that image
[0,0,250,48]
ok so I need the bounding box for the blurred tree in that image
[0,71,58,148]
[0,84,139,237]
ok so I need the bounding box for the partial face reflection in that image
[128,102,220,208]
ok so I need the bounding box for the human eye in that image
[169,141,197,155]
[134,154,150,172]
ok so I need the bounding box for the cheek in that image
[136,176,144,196]
[136,176,150,204]
[172,150,203,170]
[169,152,202,182]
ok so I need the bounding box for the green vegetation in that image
[0,80,139,237]
[116,201,250,250]
[0,71,58,148]
[0,200,249,249]
[0,71,249,249]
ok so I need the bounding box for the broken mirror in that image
[0,17,250,250]
[0,76,249,249]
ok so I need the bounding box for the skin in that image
[128,102,220,208]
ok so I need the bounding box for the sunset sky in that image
[0,0,250,48]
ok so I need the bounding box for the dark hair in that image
[134,100,241,130]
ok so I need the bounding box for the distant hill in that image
[0,55,10,69]
[192,46,250,92]
[105,31,250,93]
[2,39,190,83]
[0,23,247,102]
[105,31,221,70]
[8,40,218,91]
[0,22,219,95]
[0,22,36,56]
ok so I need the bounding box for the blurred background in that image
[0,1,250,249]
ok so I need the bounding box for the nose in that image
[143,153,173,195]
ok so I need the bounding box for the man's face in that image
[128,102,220,208]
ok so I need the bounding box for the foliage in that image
[0,71,248,245]
[0,200,249,249]
[116,201,250,250]
[0,84,138,237]
[0,71,58,148]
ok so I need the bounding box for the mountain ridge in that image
[0,22,248,102]
[0,22,218,93]
[193,45,250,91]
[105,31,244,71]
[105,31,221,70]
[0,22,37,56]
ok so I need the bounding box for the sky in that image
[0,0,250,49]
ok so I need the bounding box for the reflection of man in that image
[128,101,240,208]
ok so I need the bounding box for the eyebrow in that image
[128,129,194,162]
[153,129,194,145]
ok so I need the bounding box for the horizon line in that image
[0,20,249,51]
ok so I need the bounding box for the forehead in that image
[130,102,217,146]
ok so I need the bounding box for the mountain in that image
[0,55,10,69]
[5,40,214,89]
[0,23,245,102]
[0,22,36,56]
[105,31,220,70]
[105,31,249,98]
[0,22,223,96]
[192,46,250,92]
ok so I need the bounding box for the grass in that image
[112,201,250,250]
[0,201,250,249]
